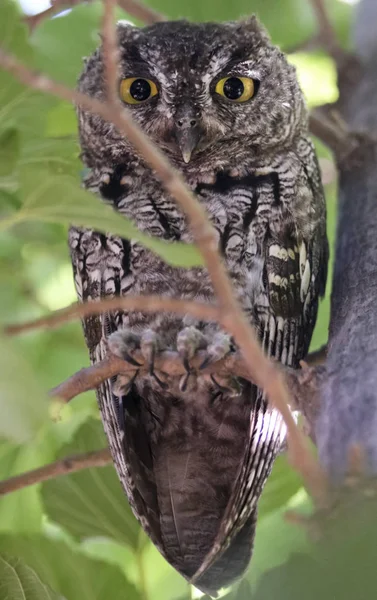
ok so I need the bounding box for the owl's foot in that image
[177,326,207,391]
[177,327,232,392]
[108,329,168,390]
[109,326,234,394]
[108,330,142,367]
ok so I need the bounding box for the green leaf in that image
[41,419,141,550]
[0,332,49,443]
[247,491,311,589]
[0,0,55,140]
[0,439,45,534]
[253,506,377,600]
[0,536,139,600]
[32,2,121,87]
[0,128,20,176]
[3,169,203,267]
[258,455,303,518]
[46,102,78,138]
[0,553,60,600]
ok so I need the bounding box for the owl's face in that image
[78,18,306,170]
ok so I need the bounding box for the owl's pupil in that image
[130,79,151,101]
[223,77,244,100]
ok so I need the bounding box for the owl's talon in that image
[210,374,229,393]
[182,354,192,374]
[148,346,156,376]
[108,330,142,366]
[179,371,191,392]
[123,353,143,367]
[199,355,214,370]
[113,370,139,397]
[152,371,169,390]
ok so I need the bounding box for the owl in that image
[70,18,328,596]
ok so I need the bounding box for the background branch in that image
[309,0,347,64]
[0,449,111,496]
[316,0,377,478]
[24,0,164,31]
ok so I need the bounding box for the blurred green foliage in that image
[0,0,356,598]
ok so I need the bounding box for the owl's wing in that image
[192,167,328,585]
[69,225,166,555]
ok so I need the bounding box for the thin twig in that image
[309,110,373,166]
[24,0,164,31]
[0,449,111,496]
[24,0,87,31]
[102,0,119,106]
[308,0,345,64]
[4,296,221,336]
[309,110,354,158]
[0,48,326,503]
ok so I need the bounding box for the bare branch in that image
[309,110,372,167]
[0,47,326,503]
[24,0,164,32]
[24,1,79,31]
[4,296,221,336]
[0,449,111,496]
[309,110,350,156]
[308,0,346,64]
[102,0,119,106]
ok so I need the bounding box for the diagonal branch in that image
[102,0,119,106]
[0,449,112,496]
[308,0,346,64]
[24,0,165,31]
[0,47,326,502]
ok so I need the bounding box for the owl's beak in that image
[174,116,202,163]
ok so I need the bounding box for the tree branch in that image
[0,45,326,501]
[315,0,377,478]
[24,0,165,31]
[4,296,221,336]
[308,0,347,64]
[102,0,119,106]
[0,449,112,496]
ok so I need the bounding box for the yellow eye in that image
[215,76,256,102]
[119,77,158,105]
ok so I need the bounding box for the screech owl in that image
[70,17,328,596]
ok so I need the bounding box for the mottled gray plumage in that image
[70,18,328,595]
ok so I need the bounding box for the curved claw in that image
[199,354,215,370]
[148,346,156,376]
[210,374,231,393]
[179,371,191,392]
[123,352,143,367]
[152,371,169,390]
[182,354,191,374]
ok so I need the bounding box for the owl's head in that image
[78,18,307,169]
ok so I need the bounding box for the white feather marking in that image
[300,260,311,302]
[299,242,307,277]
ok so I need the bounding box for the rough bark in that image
[317,0,377,477]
